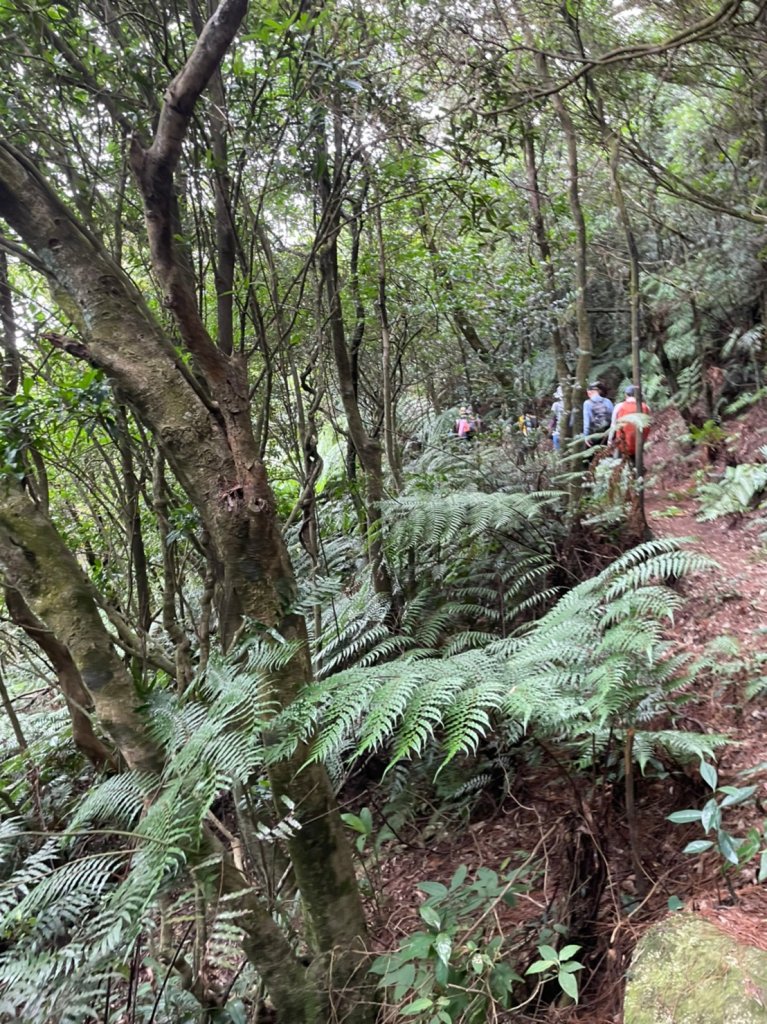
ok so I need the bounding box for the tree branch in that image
[489,0,745,113]
[129,0,247,380]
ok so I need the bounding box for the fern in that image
[722,387,767,415]
[385,491,556,553]
[285,540,717,774]
[696,450,767,521]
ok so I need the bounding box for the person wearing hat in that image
[608,385,651,458]
[583,381,614,447]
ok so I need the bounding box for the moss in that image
[625,914,767,1024]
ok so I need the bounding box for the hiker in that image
[455,407,480,439]
[608,385,651,458]
[517,412,538,436]
[548,387,565,451]
[583,381,614,447]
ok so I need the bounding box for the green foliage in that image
[0,533,722,1021]
[0,369,113,479]
[341,805,375,853]
[281,539,722,775]
[696,448,767,521]
[722,387,767,416]
[290,482,561,689]
[0,630,304,1023]
[668,760,767,882]
[582,455,637,528]
[384,491,557,554]
[525,943,584,1004]
[370,863,528,1023]
[688,419,727,450]
[4,2,767,1018]
[0,694,81,824]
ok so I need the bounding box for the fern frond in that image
[69,772,154,831]
[632,729,728,772]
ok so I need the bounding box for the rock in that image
[624,913,767,1023]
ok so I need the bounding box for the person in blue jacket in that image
[582,382,614,447]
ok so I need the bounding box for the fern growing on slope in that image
[696,446,767,521]
[0,531,724,1023]
[278,539,724,773]
[288,485,562,682]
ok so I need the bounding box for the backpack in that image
[615,399,650,457]
[589,397,611,434]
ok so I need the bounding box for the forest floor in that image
[365,405,767,1024]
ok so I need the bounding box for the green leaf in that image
[717,830,740,865]
[434,958,449,989]
[737,834,760,870]
[340,813,368,834]
[419,904,442,930]
[370,954,394,975]
[537,944,559,962]
[392,962,417,1001]
[720,785,757,808]
[450,864,468,890]
[558,968,579,1002]
[526,960,555,975]
[402,932,434,959]
[683,839,714,855]
[401,997,434,1015]
[701,798,720,834]
[433,933,452,966]
[699,760,718,790]
[490,962,520,997]
[559,961,584,973]
[667,895,684,911]
[558,944,581,961]
[668,809,703,823]
[418,881,448,899]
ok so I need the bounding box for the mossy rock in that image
[624,913,767,1024]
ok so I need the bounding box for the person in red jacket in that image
[608,385,650,458]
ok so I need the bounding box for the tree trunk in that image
[522,126,572,393]
[513,3,594,474]
[606,138,648,531]
[375,195,404,492]
[4,587,116,769]
[0,476,162,773]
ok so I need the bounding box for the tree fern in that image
[285,540,721,774]
[385,491,556,553]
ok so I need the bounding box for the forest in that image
[1,0,767,1021]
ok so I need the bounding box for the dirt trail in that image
[645,492,767,661]
[643,415,767,888]
[644,406,767,663]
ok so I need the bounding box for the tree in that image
[0,2,370,1019]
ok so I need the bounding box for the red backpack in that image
[615,398,650,456]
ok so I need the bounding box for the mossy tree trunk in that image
[0,476,163,775]
[4,587,115,770]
